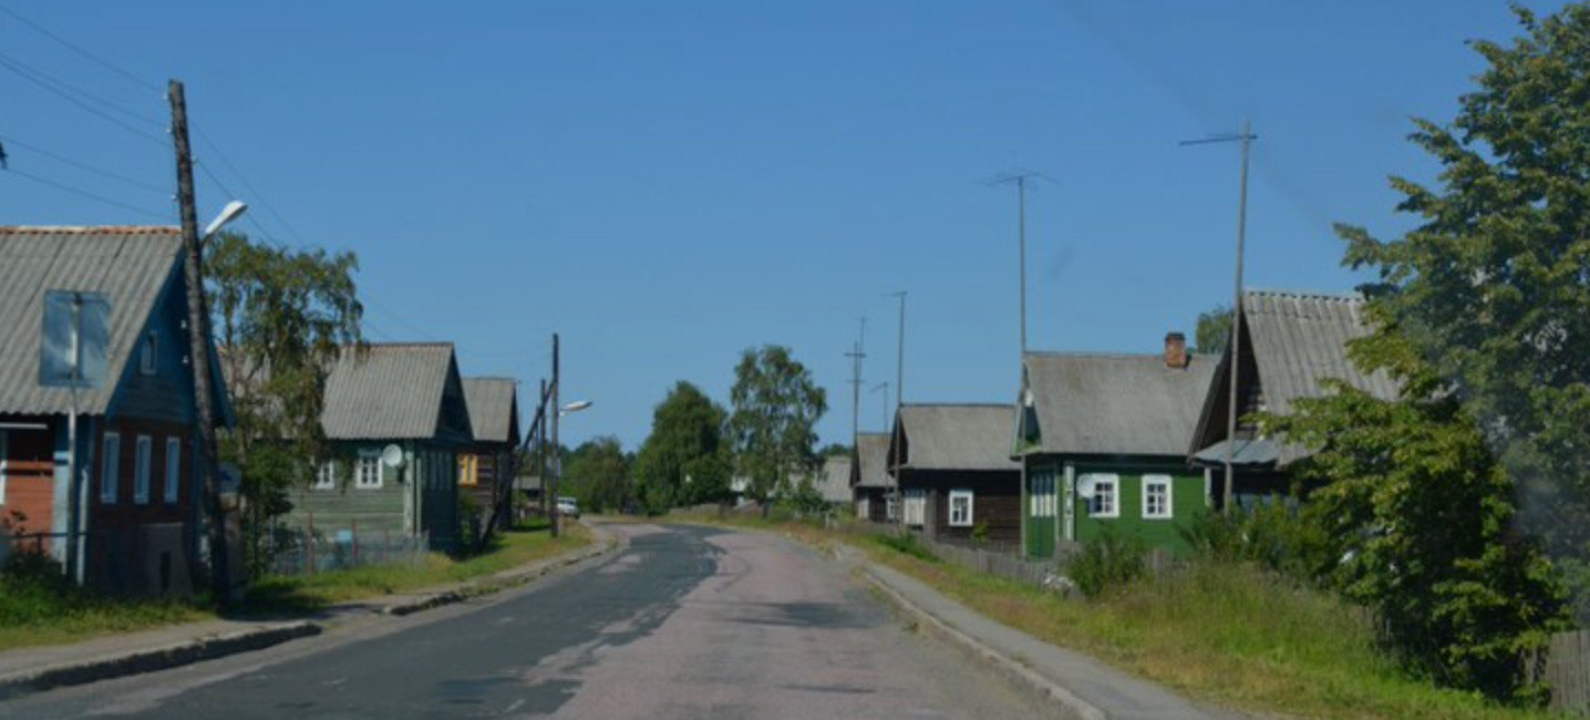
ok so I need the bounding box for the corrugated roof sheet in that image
[897,403,1019,471]
[0,226,183,415]
[853,432,894,488]
[1243,290,1400,416]
[321,343,458,440]
[462,377,518,444]
[816,455,852,502]
[1024,352,1217,457]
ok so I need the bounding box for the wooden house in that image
[792,455,853,508]
[1188,290,1398,506]
[851,432,894,523]
[459,377,520,533]
[291,343,473,551]
[0,226,232,596]
[1014,334,1216,558]
[890,403,1020,546]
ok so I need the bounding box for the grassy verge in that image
[240,521,594,615]
[0,576,211,651]
[671,513,1552,720]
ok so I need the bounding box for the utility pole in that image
[1182,120,1258,514]
[169,79,230,604]
[845,318,867,450]
[538,378,549,521]
[870,382,889,432]
[890,290,906,529]
[550,334,561,538]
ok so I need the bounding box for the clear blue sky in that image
[0,1,1568,450]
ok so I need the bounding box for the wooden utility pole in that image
[550,333,561,538]
[538,378,549,521]
[169,79,230,603]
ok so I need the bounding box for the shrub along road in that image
[3,523,1059,720]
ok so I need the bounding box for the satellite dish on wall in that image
[1076,475,1098,499]
[381,444,404,468]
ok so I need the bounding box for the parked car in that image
[556,496,581,519]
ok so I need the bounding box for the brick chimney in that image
[1164,331,1188,369]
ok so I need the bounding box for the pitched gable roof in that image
[794,455,853,503]
[321,343,471,441]
[1241,290,1399,415]
[462,377,519,444]
[895,403,1018,472]
[1022,352,1216,457]
[0,227,184,415]
[852,432,894,489]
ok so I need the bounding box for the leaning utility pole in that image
[538,378,549,521]
[169,80,231,604]
[1182,120,1258,514]
[550,333,561,538]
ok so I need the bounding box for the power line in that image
[0,133,170,194]
[3,165,171,219]
[0,53,166,146]
[194,129,309,247]
[0,3,163,93]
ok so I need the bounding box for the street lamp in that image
[202,200,248,241]
[560,400,592,416]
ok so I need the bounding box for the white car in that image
[556,497,581,519]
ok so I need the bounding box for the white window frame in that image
[0,430,8,506]
[355,451,383,489]
[856,497,869,520]
[164,437,182,504]
[903,488,927,527]
[885,493,899,522]
[948,488,974,527]
[314,460,337,490]
[139,331,158,376]
[133,435,152,504]
[1029,473,1057,518]
[1085,473,1119,519]
[1142,474,1173,520]
[101,432,121,504]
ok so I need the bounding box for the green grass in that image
[239,522,593,616]
[856,535,1555,720]
[0,557,212,651]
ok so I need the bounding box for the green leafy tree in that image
[727,346,827,503]
[1334,4,1590,566]
[1194,305,1232,355]
[633,382,728,511]
[1265,292,1569,702]
[562,436,632,514]
[206,231,362,576]
[818,442,852,457]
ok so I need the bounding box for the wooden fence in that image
[266,527,428,576]
[1537,629,1590,715]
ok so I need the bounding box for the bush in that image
[1068,529,1148,598]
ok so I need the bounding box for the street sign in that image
[39,290,110,389]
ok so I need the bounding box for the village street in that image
[4,524,1058,720]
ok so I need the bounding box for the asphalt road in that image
[5,523,1059,719]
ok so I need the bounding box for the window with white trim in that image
[314,461,337,490]
[948,488,974,527]
[1143,474,1173,519]
[101,433,121,504]
[1085,473,1119,519]
[856,498,870,520]
[355,452,383,489]
[164,438,182,504]
[139,331,158,376]
[1029,474,1056,518]
[903,488,927,526]
[0,431,8,506]
[133,435,153,504]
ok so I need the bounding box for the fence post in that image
[351,519,359,566]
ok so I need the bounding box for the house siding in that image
[1,420,57,534]
[288,440,459,551]
[1065,460,1207,555]
[900,470,1020,545]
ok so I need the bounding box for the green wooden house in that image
[1014,334,1216,558]
[290,343,474,551]
[1188,290,1398,507]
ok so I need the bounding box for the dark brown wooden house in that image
[460,377,520,532]
[890,403,1020,546]
[851,432,893,523]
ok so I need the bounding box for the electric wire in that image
[2,165,172,219]
[0,133,170,194]
[0,3,164,93]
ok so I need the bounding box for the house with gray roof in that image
[851,432,895,523]
[1188,290,1399,505]
[459,377,520,536]
[790,454,852,507]
[292,342,473,551]
[0,226,232,596]
[1014,333,1216,558]
[890,403,1020,546]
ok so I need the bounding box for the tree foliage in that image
[633,382,727,511]
[205,231,362,575]
[727,346,827,502]
[1194,305,1233,356]
[561,436,632,514]
[1335,4,1590,563]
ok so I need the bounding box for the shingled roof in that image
[894,403,1018,472]
[321,343,472,441]
[1021,352,1217,457]
[462,377,519,445]
[0,227,184,415]
[851,432,894,489]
